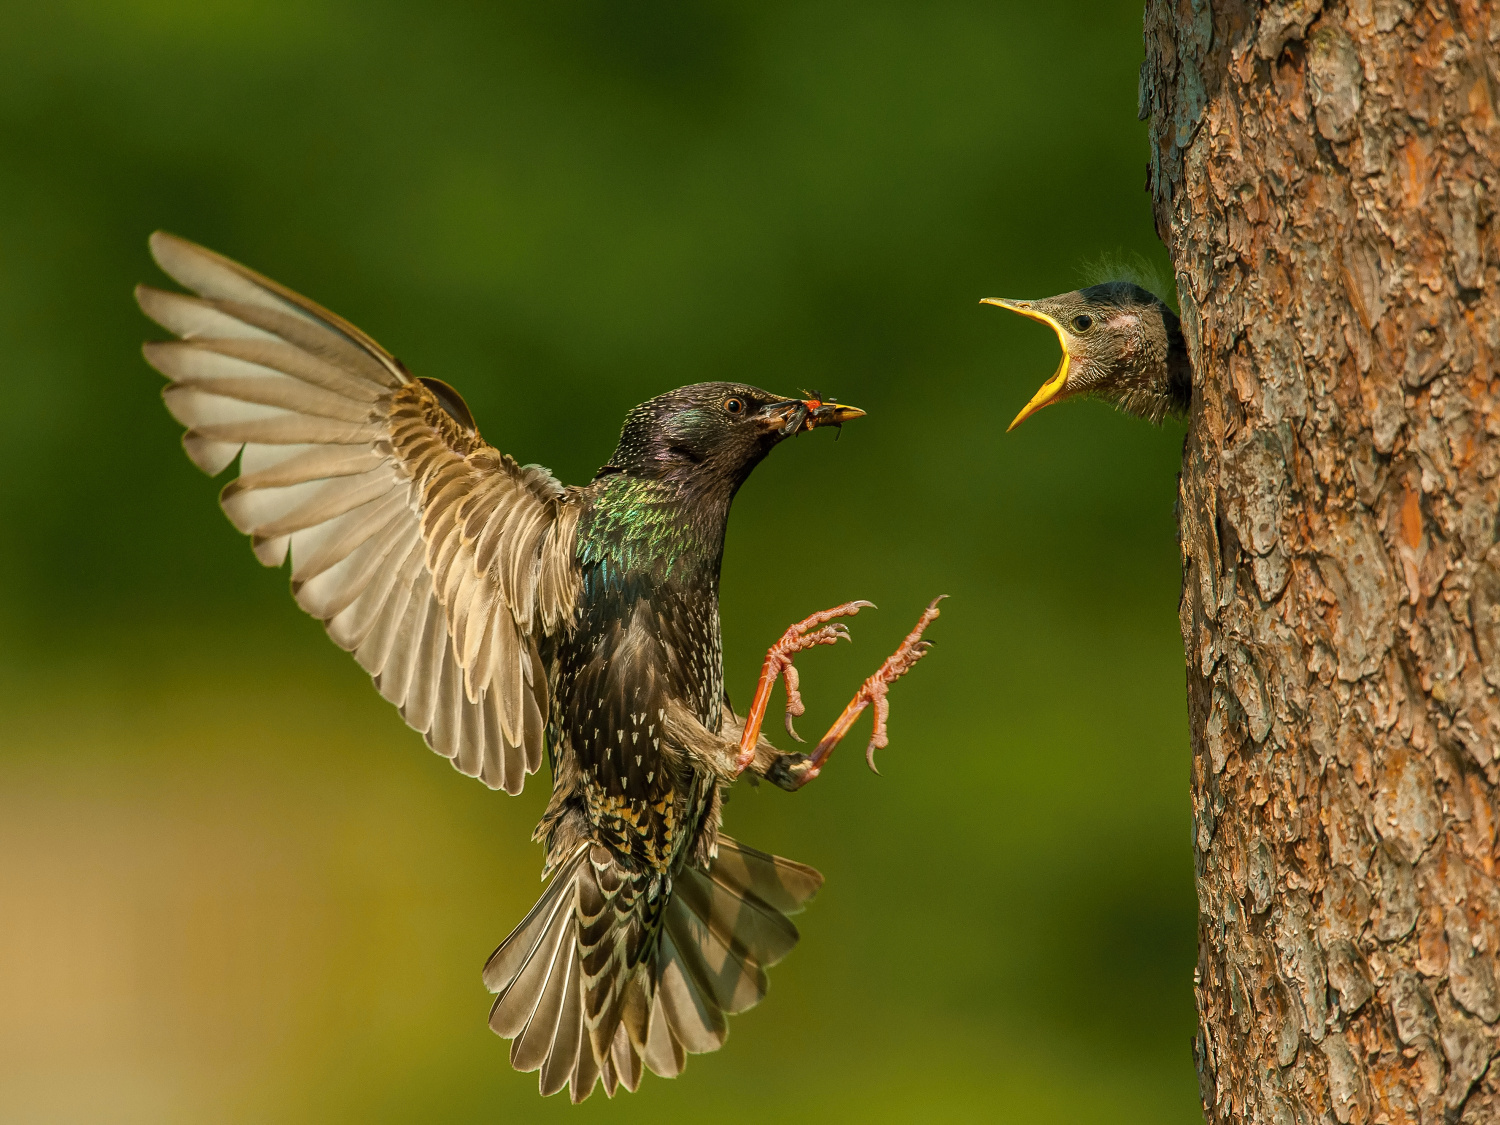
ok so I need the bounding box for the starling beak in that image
[980,299,1073,430]
[982,281,1191,428]
[136,231,933,1103]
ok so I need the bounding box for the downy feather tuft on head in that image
[1077,251,1176,312]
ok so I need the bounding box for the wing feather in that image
[402,593,446,737]
[231,444,385,492]
[140,232,581,793]
[194,414,384,446]
[340,531,424,658]
[148,341,379,417]
[185,337,389,402]
[180,432,244,475]
[136,284,278,342]
[145,233,405,387]
[291,499,408,617]
[289,490,408,587]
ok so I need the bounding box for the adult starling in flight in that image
[982,281,1190,429]
[137,233,941,1102]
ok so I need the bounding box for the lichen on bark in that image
[1141,0,1500,1120]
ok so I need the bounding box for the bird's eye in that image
[1071,314,1094,332]
[724,397,746,415]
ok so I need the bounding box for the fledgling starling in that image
[982,281,1191,429]
[137,233,942,1101]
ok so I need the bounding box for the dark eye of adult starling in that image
[724,397,745,415]
[1071,314,1094,332]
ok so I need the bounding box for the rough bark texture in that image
[1141,1,1500,1121]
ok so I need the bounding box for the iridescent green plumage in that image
[577,476,717,595]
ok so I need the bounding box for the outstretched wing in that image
[138,232,581,794]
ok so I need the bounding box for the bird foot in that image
[734,600,874,772]
[792,595,946,786]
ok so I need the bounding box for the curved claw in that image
[783,663,806,742]
[865,685,891,773]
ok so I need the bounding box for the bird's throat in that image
[578,475,729,600]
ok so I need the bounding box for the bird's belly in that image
[552,590,722,875]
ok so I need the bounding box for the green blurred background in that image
[0,2,1197,1122]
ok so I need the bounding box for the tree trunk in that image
[1140,1,1500,1121]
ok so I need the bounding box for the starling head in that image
[982,281,1189,429]
[601,381,864,489]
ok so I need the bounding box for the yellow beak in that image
[805,401,867,427]
[981,298,1072,431]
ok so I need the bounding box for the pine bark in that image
[1140,1,1500,1121]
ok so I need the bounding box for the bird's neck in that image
[578,474,731,600]
[1103,302,1192,424]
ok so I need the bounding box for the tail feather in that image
[537,955,582,1097]
[510,926,575,1072]
[568,1021,600,1104]
[665,887,766,1014]
[483,834,822,1100]
[599,1045,618,1098]
[643,996,686,1078]
[482,845,583,997]
[674,866,796,976]
[488,909,571,1045]
[611,1021,643,1093]
[711,836,824,916]
[618,970,652,1052]
[656,926,729,1054]
[485,845,596,1098]
[576,846,657,1073]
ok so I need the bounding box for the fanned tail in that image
[482,835,822,1101]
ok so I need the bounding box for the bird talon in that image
[737,599,877,769]
[792,596,946,786]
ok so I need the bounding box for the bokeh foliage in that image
[0,1,1198,1121]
